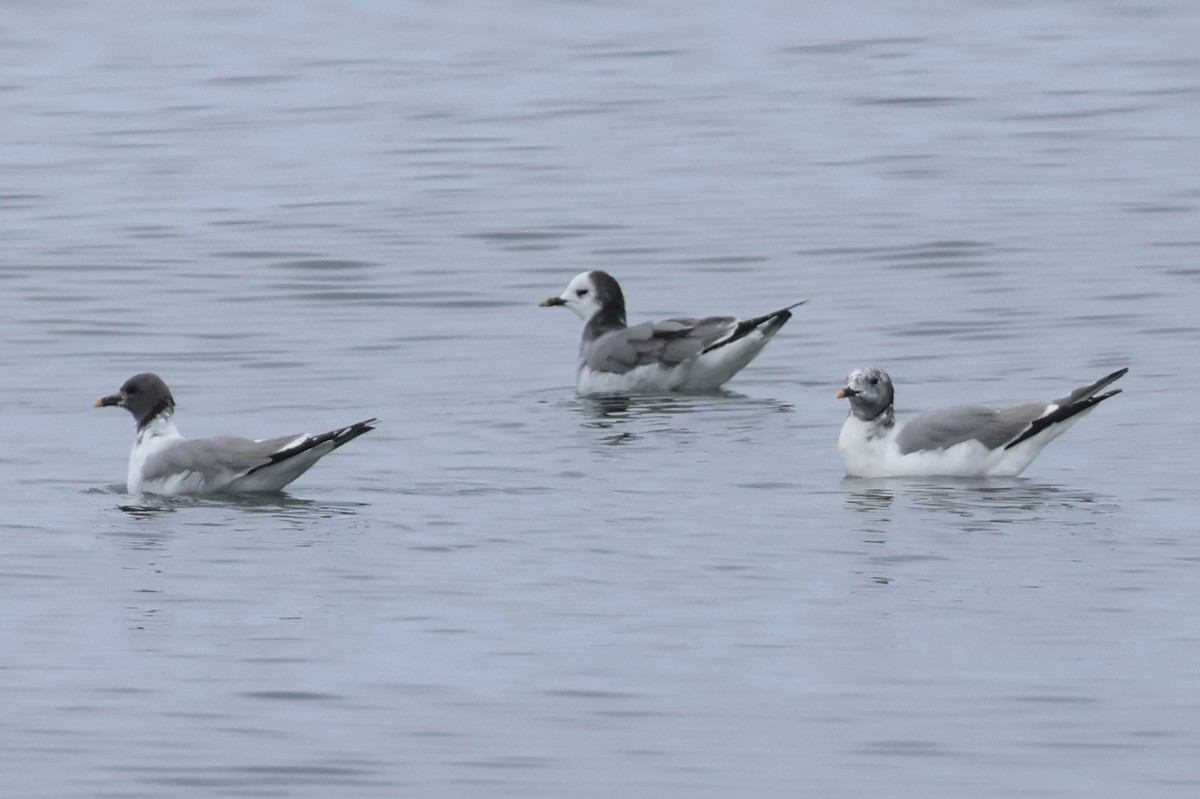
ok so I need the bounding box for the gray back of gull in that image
[895,402,1047,454]
[583,316,738,374]
[140,435,298,484]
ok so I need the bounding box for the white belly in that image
[837,417,1040,478]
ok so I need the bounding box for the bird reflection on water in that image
[575,391,794,446]
[841,477,1117,523]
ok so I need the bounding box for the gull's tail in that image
[1005,369,1127,450]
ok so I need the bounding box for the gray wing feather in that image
[584,317,738,374]
[895,402,1047,454]
[141,435,295,483]
[1056,367,1128,406]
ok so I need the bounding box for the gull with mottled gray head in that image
[96,372,377,495]
[836,366,1127,478]
[540,270,805,394]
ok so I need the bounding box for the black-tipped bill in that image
[95,393,122,408]
[539,296,567,307]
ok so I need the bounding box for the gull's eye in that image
[868,377,879,386]
[576,288,589,297]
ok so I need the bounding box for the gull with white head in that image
[540,270,805,395]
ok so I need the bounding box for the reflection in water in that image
[217,493,368,518]
[117,495,194,517]
[578,394,634,431]
[113,491,366,517]
[574,391,793,444]
[841,485,897,516]
[841,477,1118,523]
[841,478,1122,588]
[106,491,366,551]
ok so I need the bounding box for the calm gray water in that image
[3,0,1199,796]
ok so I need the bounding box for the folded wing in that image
[139,418,378,491]
[139,435,287,486]
[584,301,803,375]
[584,316,741,374]
[896,403,1048,454]
[896,368,1128,454]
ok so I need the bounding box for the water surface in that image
[2,1,1199,796]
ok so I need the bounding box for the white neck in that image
[137,412,182,444]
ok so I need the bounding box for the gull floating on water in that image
[836,366,1127,478]
[540,270,805,395]
[96,373,377,495]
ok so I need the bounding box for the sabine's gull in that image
[96,373,377,495]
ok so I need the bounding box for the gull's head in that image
[539,270,625,324]
[837,367,894,421]
[96,372,176,428]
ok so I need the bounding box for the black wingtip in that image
[244,417,378,477]
[762,299,808,326]
[1004,384,1124,451]
[702,302,802,355]
[1063,366,1129,406]
[335,417,379,444]
[1095,367,1129,389]
[1094,367,1129,391]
